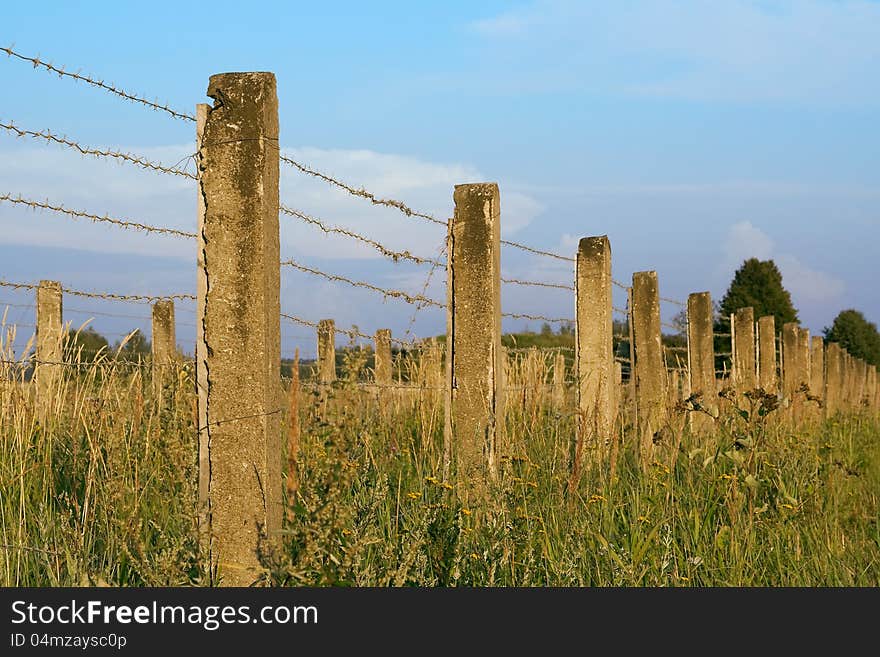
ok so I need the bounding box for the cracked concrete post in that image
[553,351,566,409]
[196,103,210,550]
[35,280,63,413]
[632,271,666,467]
[374,329,392,386]
[197,72,281,586]
[443,182,504,490]
[824,342,842,416]
[781,323,800,405]
[575,236,614,468]
[810,336,824,413]
[687,292,716,434]
[317,319,336,384]
[151,299,175,402]
[757,316,777,393]
[732,307,756,393]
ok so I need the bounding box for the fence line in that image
[0,120,197,179]
[0,193,197,238]
[502,277,573,291]
[0,279,195,304]
[502,311,571,324]
[2,46,195,121]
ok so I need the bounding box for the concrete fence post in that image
[35,279,63,412]
[686,291,716,433]
[444,182,504,489]
[810,336,824,413]
[317,319,336,384]
[757,316,777,393]
[574,235,614,471]
[732,307,756,392]
[151,299,176,401]
[824,342,842,416]
[374,329,392,386]
[856,358,867,409]
[196,72,281,586]
[632,271,666,467]
[781,322,800,412]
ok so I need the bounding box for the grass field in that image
[2,342,878,587]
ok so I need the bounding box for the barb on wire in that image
[1,193,196,239]
[0,279,195,304]
[660,295,687,307]
[502,277,573,291]
[279,155,446,227]
[2,46,195,121]
[280,204,442,267]
[501,239,573,263]
[502,311,572,324]
[0,121,197,180]
[281,258,443,309]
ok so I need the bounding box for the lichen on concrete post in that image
[687,291,716,433]
[151,299,176,402]
[632,271,666,466]
[35,280,63,412]
[317,319,336,384]
[732,307,756,393]
[574,235,614,469]
[374,329,392,386]
[197,72,281,586]
[757,315,777,393]
[443,182,504,491]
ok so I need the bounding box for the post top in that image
[453,182,499,199]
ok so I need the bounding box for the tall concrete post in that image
[632,271,666,466]
[35,280,63,411]
[824,342,842,416]
[810,336,824,410]
[444,183,504,488]
[732,307,756,392]
[781,322,800,402]
[197,72,281,586]
[151,299,176,400]
[757,316,777,393]
[374,329,392,386]
[317,319,336,384]
[856,358,867,409]
[574,236,614,467]
[840,350,851,411]
[687,291,716,432]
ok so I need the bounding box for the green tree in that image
[64,326,110,362]
[718,258,798,330]
[824,309,880,367]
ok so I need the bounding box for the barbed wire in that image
[0,280,195,304]
[612,305,629,316]
[279,204,442,267]
[281,258,443,309]
[0,193,197,239]
[280,311,424,349]
[660,296,687,307]
[502,312,572,324]
[0,357,191,370]
[2,46,195,122]
[402,241,447,343]
[502,277,573,291]
[501,239,573,263]
[612,279,629,291]
[278,155,446,227]
[0,120,197,180]
[0,300,36,310]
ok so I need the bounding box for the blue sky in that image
[1,0,878,358]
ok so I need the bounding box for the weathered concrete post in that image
[197,72,281,586]
[856,358,868,409]
[151,299,176,401]
[824,342,842,416]
[841,349,852,411]
[444,183,504,489]
[632,271,666,466]
[35,280,63,411]
[732,307,756,392]
[374,329,392,386]
[687,291,716,432]
[574,236,614,470]
[810,336,824,414]
[781,322,800,419]
[317,319,336,384]
[757,316,777,393]
[552,351,566,409]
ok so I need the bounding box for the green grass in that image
[2,356,878,586]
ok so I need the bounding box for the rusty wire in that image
[281,258,443,309]
[502,311,572,324]
[1,193,197,239]
[279,155,446,227]
[2,46,195,121]
[0,279,194,304]
[502,277,573,291]
[279,204,442,267]
[660,295,687,307]
[0,120,197,179]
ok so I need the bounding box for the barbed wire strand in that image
[502,311,571,324]
[280,311,423,349]
[0,194,197,239]
[1,46,195,122]
[0,280,194,304]
[281,258,443,309]
[0,121,197,180]
[502,277,573,291]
